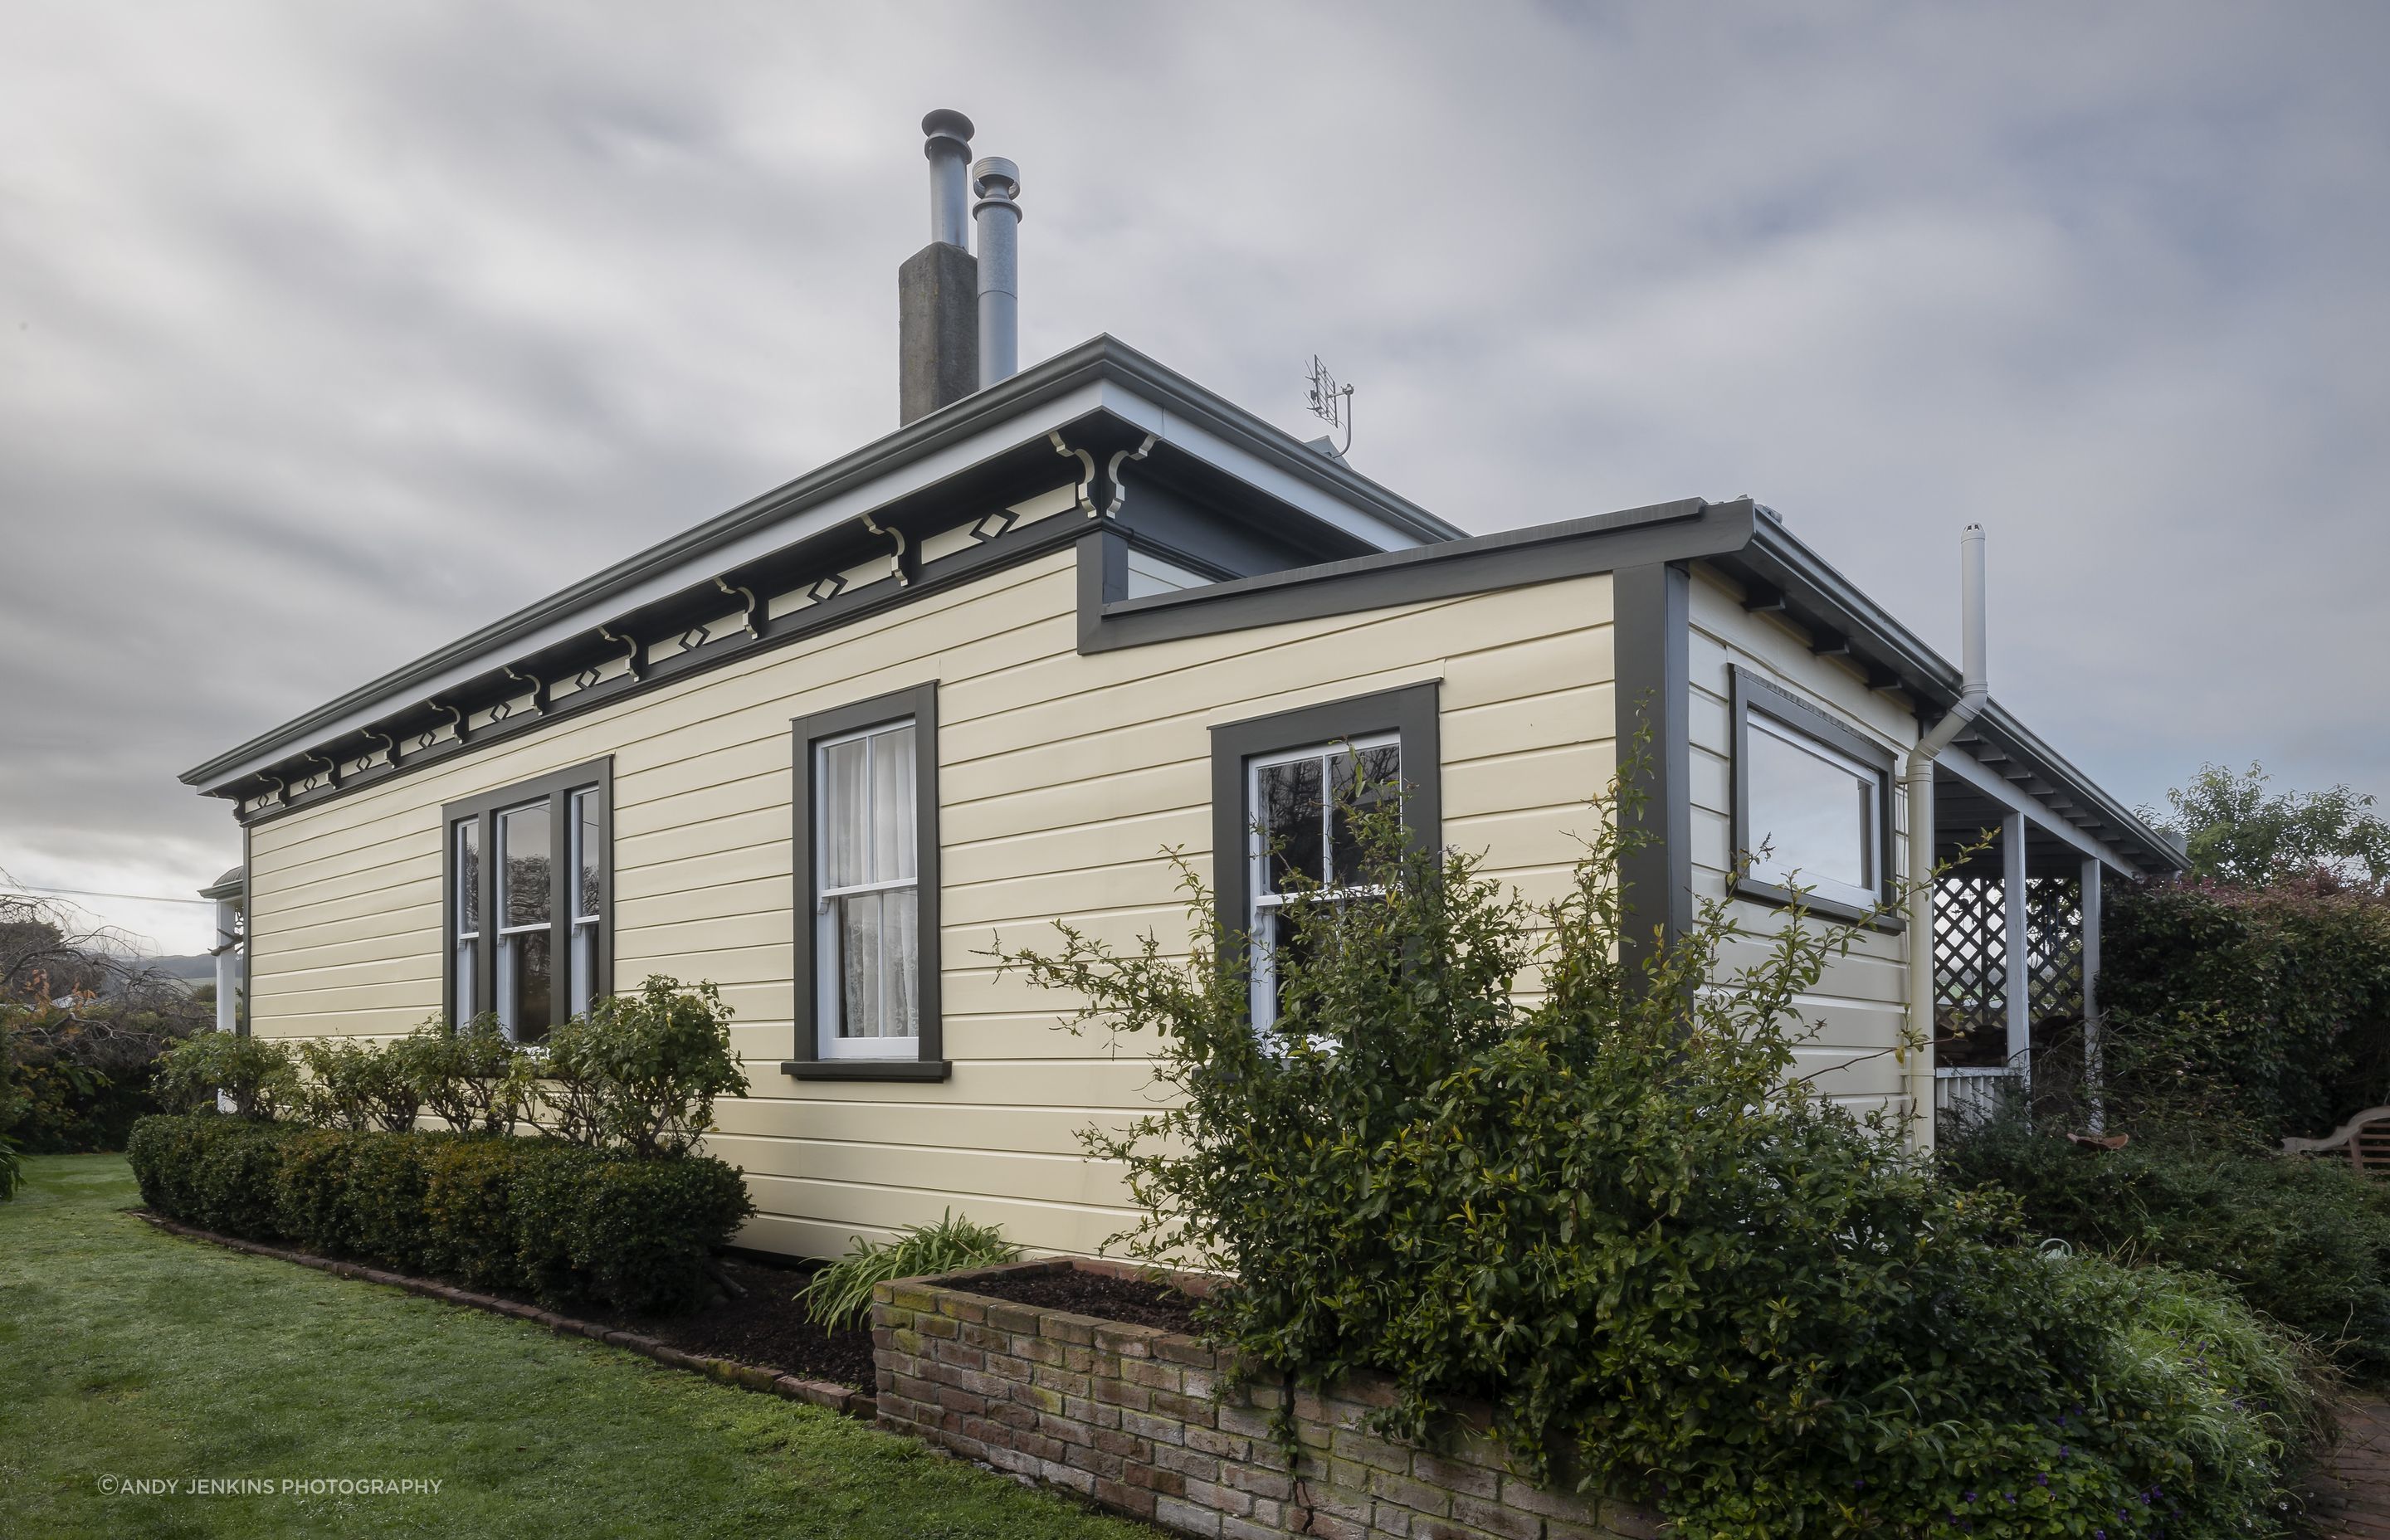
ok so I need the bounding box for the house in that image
[180,113,2183,1259]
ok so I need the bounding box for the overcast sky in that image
[3,2,2384,955]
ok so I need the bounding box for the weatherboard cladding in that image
[240,547,1632,1258]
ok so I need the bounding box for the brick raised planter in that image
[871,1258,1661,1540]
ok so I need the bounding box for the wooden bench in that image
[2284,1106,2390,1175]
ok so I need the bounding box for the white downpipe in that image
[212,896,240,1035]
[1901,525,1988,1151]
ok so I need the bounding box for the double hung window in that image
[1210,682,1441,1032]
[1730,666,1896,921]
[443,760,611,1045]
[786,683,945,1079]
[1244,736,1402,1026]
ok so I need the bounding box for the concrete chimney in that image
[972,157,1021,388]
[898,110,979,425]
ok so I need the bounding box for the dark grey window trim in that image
[1613,563,1692,974]
[783,681,948,1082]
[1728,665,1902,931]
[1207,681,1442,992]
[441,757,614,1040]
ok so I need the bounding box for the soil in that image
[963,1266,1202,1336]
[556,1256,876,1390]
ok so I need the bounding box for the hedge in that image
[126,1114,753,1314]
[2101,877,2390,1140]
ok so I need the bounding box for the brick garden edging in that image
[132,1210,871,1420]
[871,1257,1663,1540]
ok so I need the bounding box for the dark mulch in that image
[555,1256,876,1390]
[963,1266,1202,1336]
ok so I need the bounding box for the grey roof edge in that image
[179,335,1465,787]
[1728,519,2184,874]
[198,866,244,901]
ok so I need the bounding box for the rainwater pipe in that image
[1901,524,1988,1151]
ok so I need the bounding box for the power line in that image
[9,885,215,907]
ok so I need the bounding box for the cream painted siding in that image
[1685,563,1919,1122]
[245,545,1620,1259]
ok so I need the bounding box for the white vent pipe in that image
[972,157,1021,387]
[1902,524,1988,1149]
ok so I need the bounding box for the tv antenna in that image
[1304,354,1354,456]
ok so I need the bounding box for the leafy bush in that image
[0,1134,19,1201]
[2099,877,2390,1142]
[150,1033,301,1121]
[3,1006,206,1152]
[296,1038,422,1133]
[1944,1114,2390,1381]
[126,1114,754,1314]
[400,1016,535,1136]
[997,771,2323,1538]
[797,1210,1022,1329]
[539,977,746,1157]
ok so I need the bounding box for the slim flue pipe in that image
[972,157,1021,387]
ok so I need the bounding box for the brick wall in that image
[871,1259,1661,1540]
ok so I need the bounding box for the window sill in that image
[780,1059,952,1083]
[1730,877,1905,933]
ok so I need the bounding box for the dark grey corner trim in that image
[1075,524,1127,653]
[1727,665,1903,933]
[1080,496,1754,655]
[788,681,946,1079]
[239,824,252,1037]
[1612,563,1690,975]
[439,757,614,1040]
[1207,680,1442,982]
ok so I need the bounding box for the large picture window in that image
[785,682,945,1080]
[443,759,612,1045]
[1729,666,1896,923]
[1210,682,1441,1031]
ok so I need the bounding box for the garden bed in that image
[134,1209,875,1414]
[871,1257,1661,1540]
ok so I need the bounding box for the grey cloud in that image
[2,0,2384,952]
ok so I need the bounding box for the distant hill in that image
[144,954,217,982]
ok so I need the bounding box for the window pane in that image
[454,937,477,1021]
[571,921,597,1020]
[872,725,917,882]
[1328,743,1402,887]
[1746,719,1875,896]
[500,803,551,928]
[836,893,886,1038]
[1256,757,1325,894]
[500,928,551,1045]
[455,820,480,934]
[821,737,868,889]
[883,887,919,1038]
[573,789,601,922]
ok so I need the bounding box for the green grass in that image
[0,1154,1146,1539]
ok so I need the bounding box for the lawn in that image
[0,1153,1149,1539]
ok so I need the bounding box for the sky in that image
[2,2,2385,956]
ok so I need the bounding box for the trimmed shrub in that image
[798,1210,1022,1329]
[539,977,745,1157]
[125,1114,754,1314]
[150,1033,301,1121]
[998,768,2325,1538]
[296,1038,422,1133]
[400,1016,534,1136]
[1944,1114,2390,1381]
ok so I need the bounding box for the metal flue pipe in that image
[922,110,973,247]
[972,157,1021,387]
[1901,524,1988,1150]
